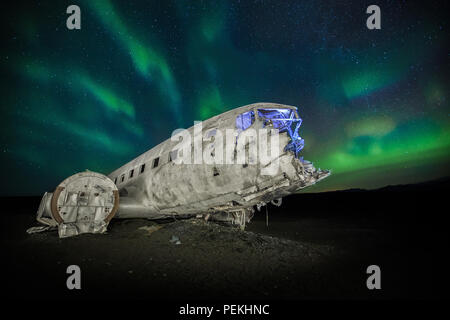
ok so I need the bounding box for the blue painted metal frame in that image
[257,108,305,158]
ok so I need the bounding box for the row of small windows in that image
[114,161,148,185]
[113,145,257,185]
[113,109,279,185]
[113,150,180,185]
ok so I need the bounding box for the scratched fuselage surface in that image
[109,102,330,221]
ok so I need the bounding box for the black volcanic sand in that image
[0,179,447,300]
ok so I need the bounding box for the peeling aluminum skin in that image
[28,171,119,238]
[30,102,330,237]
[109,102,330,229]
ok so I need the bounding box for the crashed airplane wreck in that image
[28,103,330,238]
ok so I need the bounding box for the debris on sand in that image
[169,235,181,245]
[138,225,163,236]
[26,225,55,234]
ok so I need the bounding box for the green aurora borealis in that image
[0,0,449,195]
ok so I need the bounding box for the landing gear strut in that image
[231,208,254,230]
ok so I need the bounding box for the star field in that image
[0,0,448,195]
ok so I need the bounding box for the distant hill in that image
[301,176,450,194]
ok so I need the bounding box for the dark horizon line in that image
[1,176,448,199]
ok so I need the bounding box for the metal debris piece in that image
[26,225,54,234]
[138,225,163,236]
[31,171,119,238]
[169,235,181,245]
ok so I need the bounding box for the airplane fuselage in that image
[30,102,330,237]
[108,103,330,224]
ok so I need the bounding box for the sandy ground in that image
[0,180,447,300]
[0,213,430,300]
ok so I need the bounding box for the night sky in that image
[1,0,448,196]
